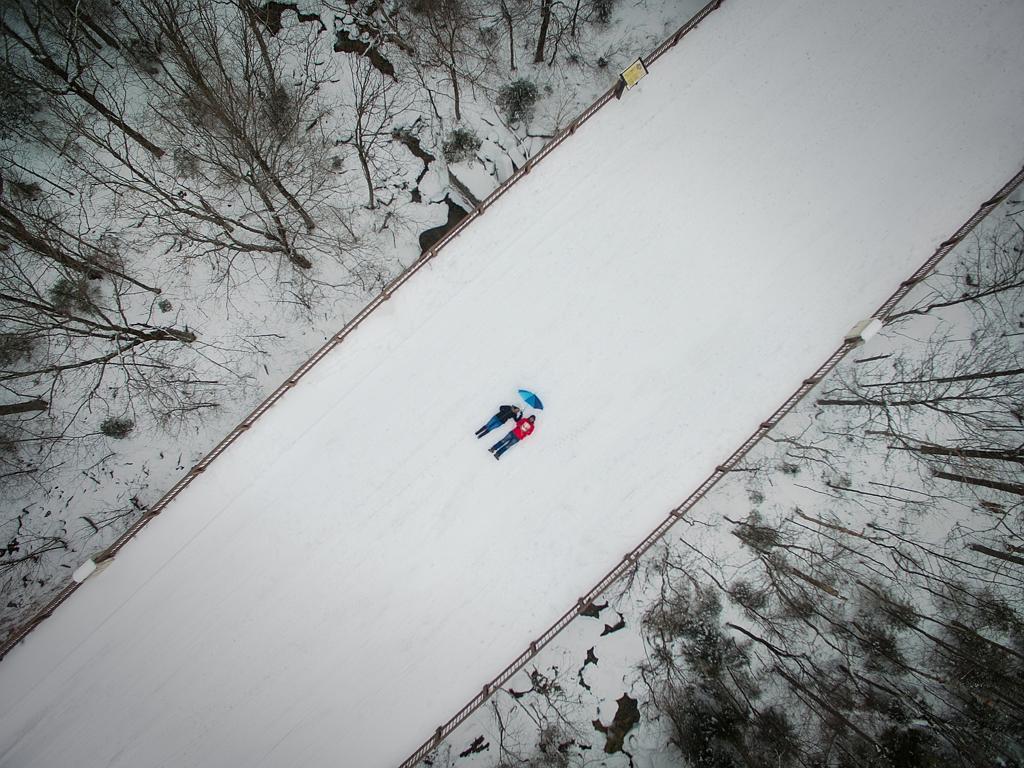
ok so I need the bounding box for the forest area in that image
[423,202,1024,767]
[0,0,694,636]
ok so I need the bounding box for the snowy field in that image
[2,1,1024,766]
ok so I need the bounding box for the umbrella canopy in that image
[518,389,544,410]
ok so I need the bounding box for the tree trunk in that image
[534,0,552,64]
[238,0,277,90]
[356,145,376,209]
[501,0,515,70]
[0,399,48,416]
[59,0,124,51]
[249,178,312,268]
[968,543,1024,567]
[898,445,1024,465]
[864,367,1024,388]
[0,203,162,293]
[0,291,196,343]
[933,470,1024,497]
[0,21,165,158]
[447,64,462,121]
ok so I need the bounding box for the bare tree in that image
[496,0,532,71]
[533,0,610,66]
[0,175,221,483]
[340,54,414,209]
[887,211,1024,326]
[0,0,165,157]
[131,0,325,245]
[399,0,492,122]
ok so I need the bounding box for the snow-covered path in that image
[2,1,1023,766]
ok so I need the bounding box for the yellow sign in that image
[620,58,648,89]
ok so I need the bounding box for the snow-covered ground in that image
[2,1,1024,766]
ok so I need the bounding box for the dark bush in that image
[643,582,746,677]
[158,298,174,313]
[732,513,780,552]
[263,83,294,139]
[0,66,41,138]
[0,334,33,366]
[643,581,721,643]
[728,579,768,614]
[857,620,905,673]
[172,147,202,178]
[100,417,135,439]
[664,684,746,768]
[442,128,481,163]
[497,79,539,124]
[125,35,162,76]
[752,707,798,764]
[477,24,499,47]
[48,277,97,315]
[6,178,42,200]
[591,0,616,24]
[876,726,948,768]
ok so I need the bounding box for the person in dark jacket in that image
[475,404,522,438]
[489,415,536,460]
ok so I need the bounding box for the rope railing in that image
[392,164,1024,768]
[0,0,729,664]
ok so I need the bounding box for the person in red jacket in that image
[489,414,536,460]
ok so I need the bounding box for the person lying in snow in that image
[489,414,536,460]
[475,404,522,438]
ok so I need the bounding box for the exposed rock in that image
[592,693,640,754]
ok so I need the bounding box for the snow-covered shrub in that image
[0,334,33,366]
[262,83,295,140]
[727,578,768,615]
[172,147,202,178]
[125,35,162,76]
[5,178,41,201]
[442,128,481,163]
[752,708,799,765]
[590,0,616,25]
[0,66,40,138]
[662,684,749,767]
[477,23,499,48]
[497,79,539,124]
[731,511,780,552]
[535,723,571,767]
[48,277,98,315]
[100,417,135,439]
[642,579,742,676]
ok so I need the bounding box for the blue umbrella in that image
[518,388,544,410]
